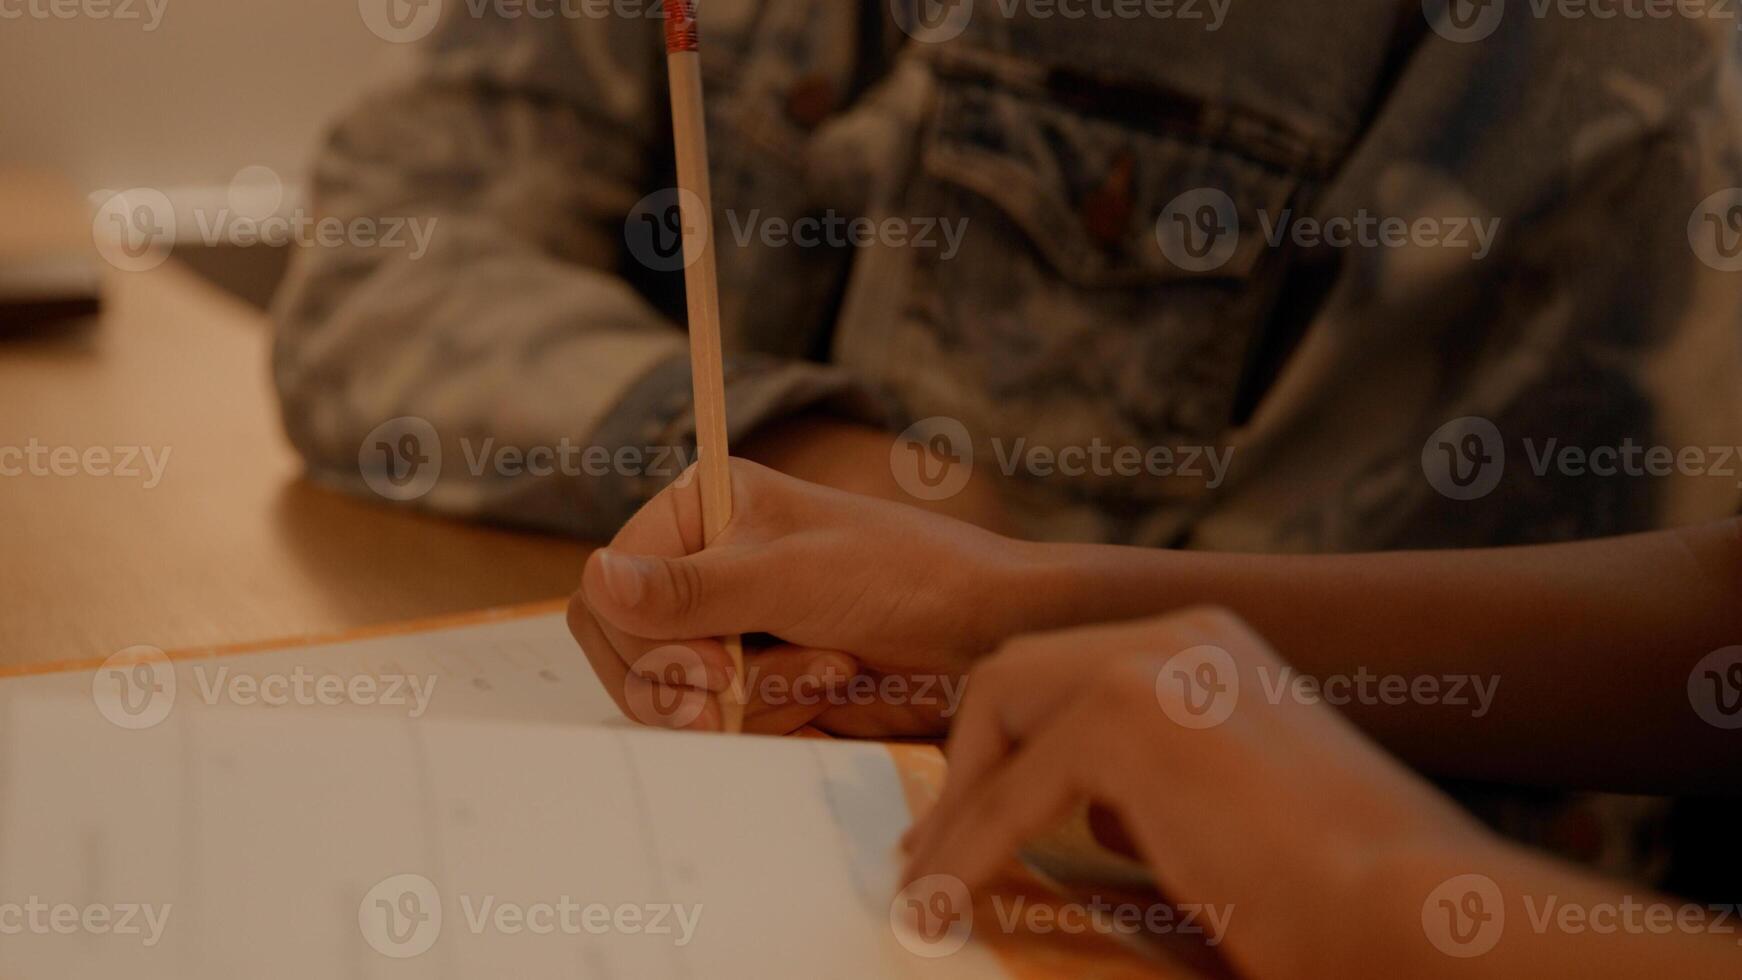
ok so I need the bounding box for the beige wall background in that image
[0,0,411,213]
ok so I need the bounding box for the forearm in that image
[742,417,1015,533]
[993,521,1742,791]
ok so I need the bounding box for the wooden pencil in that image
[664,0,747,734]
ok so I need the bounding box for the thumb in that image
[582,545,785,640]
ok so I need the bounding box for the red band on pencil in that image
[664,0,699,53]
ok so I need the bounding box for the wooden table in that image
[0,174,587,669]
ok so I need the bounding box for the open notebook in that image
[0,604,1176,979]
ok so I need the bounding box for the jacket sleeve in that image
[271,12,869,539]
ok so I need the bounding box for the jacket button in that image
[1080,150,1136,251]
[785,75,839,130]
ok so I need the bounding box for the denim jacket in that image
[276,0,1742,548]
[274,0,1742,883]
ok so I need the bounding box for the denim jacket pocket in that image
[918,74,1307,289]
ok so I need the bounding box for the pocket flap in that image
[920,81,1303,287]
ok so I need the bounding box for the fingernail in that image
[597,550,648,609]
[805,653,856,688]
